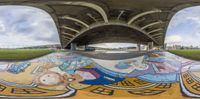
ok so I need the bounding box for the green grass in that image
[168,50,200,61]
[0,49,52,61]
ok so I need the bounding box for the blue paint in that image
[138,73,178,83]
[7,62,30,74]
[58,56,93,74]
[144,56,165,63]
[127,63,156,77]
[115,62,131,69]
[79,68,124,85]
[95,64,127,78]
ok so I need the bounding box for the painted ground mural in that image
[0,51,199,98]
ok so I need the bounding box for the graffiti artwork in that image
[0,51,199,98]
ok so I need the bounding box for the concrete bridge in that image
[1,0,200,49]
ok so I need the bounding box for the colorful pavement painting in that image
[0,51,199,98]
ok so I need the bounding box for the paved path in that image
[0,51,199,99]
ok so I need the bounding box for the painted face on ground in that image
[64,74,84,84]
[37,72,63,86]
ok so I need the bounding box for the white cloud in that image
[0,22,5,32]
[0,6,60,48]
[166,6,200,47]
[165,35,182,44]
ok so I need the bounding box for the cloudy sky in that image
[0,6,60,48]
[165,6,200,47]
[0,5,199,48]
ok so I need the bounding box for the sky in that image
[0,5,199,48]
[165,6,200,47]
[0,6,60,48]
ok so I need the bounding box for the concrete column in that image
[147,43,150,51]
[147,42,154,50]
[70,43,77,51]
[137,44,141,51]
[151,42,154,49]
[163,43,167,50]
[84,44,88,51]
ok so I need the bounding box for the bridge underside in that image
[73,25,153,46]
[1,0,200,48]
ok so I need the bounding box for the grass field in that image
[0,49,52,61]
[169,50,200,61]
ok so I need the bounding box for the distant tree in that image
[181,46,184,50]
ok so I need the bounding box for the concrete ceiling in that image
[0,0,200,48]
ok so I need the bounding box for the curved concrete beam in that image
[63,36,72,40]
[60,16,89,28]
[63,21,160,48]
[147,28,163,34]
[152,33,163,37]
[62,32,75,37]
[117,10,125,20]
[62,39,70,42]
[86,13,98,22]
[61,26,80,33]
[141,21,163,30]
[128,9,162,25]
[45,1,108,22]
[154,35,162,39]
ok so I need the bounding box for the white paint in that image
[92,56,145,73]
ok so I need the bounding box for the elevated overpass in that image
[1,0,200,48]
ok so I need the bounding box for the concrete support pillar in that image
[137,44,141,51]
[151,42,154,49]
[147,44,149,51]
[70,43,77,51]
[147,42,154,51]
[163,43,167,50]
[84,44,88,51]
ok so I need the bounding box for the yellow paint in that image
[68,83,190,99]
[0,63,39,84]
[0,82,68,97]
